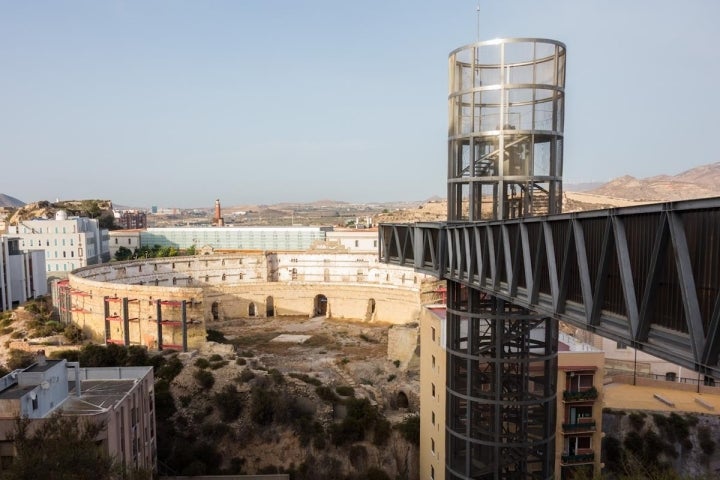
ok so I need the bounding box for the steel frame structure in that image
[380,196,720,378]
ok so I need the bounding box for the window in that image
[432,411,435,425]
[355,240,359,247]
[431,383,435,397]
[128,239,131,245]
[373,240,377,247]
[431,327,436,342]
[115,238,118,244]
[616,341,627,349]
[431,438,435,453]
[431,466,435,480]
[432,355,436,369]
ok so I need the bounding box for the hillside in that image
[6,199,113,226]
[589,162,720,202]
[375,162,720,223]
[0,193,25,208]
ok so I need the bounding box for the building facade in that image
[6,211,110,275]
[0,355,156,473]
[116,211,147,230]
[0,237,47,312]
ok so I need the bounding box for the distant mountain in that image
[0,193,25,208]
[588,162,720,202]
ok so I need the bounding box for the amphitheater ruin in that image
[55,250,443,352]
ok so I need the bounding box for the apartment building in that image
[0,236,47,312]
[6,210,110,275]
[0,353,156,473]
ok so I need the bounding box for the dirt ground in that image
[205,315,419,415]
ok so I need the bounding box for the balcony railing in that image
[562,386,598,402]
[562,420,596,432]
[561,451,595,465]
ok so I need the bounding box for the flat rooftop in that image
[23,359,63,373]
[62,380,137,414]
[604,382,720,414]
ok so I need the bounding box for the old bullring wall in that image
[58,253,441,351]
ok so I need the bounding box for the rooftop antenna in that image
[476,2,481,42]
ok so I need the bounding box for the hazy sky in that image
[1,1,718,208]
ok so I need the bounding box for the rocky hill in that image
[589,162,720,202]
[376,162,720,223]
[0,193,25,208]
[6,199,113,226]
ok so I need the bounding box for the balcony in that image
[562,386,598,402]
[561,449,595,465]
[562,419,596,433]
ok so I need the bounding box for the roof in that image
[62,380,138,415]
[23,359,63,373]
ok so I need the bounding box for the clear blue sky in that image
[1,1,718,208]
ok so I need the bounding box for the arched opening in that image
[397,391,409,409]
[314,294,327,316]
[365,298,376,321]
[211,302,219,321]
[266,296,275,317]
[665,372,677,382]
[248,302,256,317]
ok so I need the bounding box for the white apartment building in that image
[0,236,47,312]
[6,211,110,275]
[325,229,379,252]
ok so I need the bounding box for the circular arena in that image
[55,250,441,351]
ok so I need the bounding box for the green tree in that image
[114,246,133,261]
[1,412,118,480]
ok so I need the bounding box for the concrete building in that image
[108,229,142,260]
[419,307,605,480]
[0,236,47,312]
[0,353,156,473]
[116,211,147,230]
[6,211,110,275]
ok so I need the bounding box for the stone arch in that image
[396,391,409,409]
[314,294,328,317]
[248,302,256,317]
[211,301,219,321]
[266,296,275,317]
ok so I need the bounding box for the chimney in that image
[37,349,46,366]
[213,199,224,227]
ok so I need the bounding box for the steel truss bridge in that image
[380,196,720,378]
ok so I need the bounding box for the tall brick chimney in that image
[213,199,224,227]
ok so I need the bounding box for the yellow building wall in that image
[420,306,446,480]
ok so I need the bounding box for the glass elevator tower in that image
[445,38,566,480]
